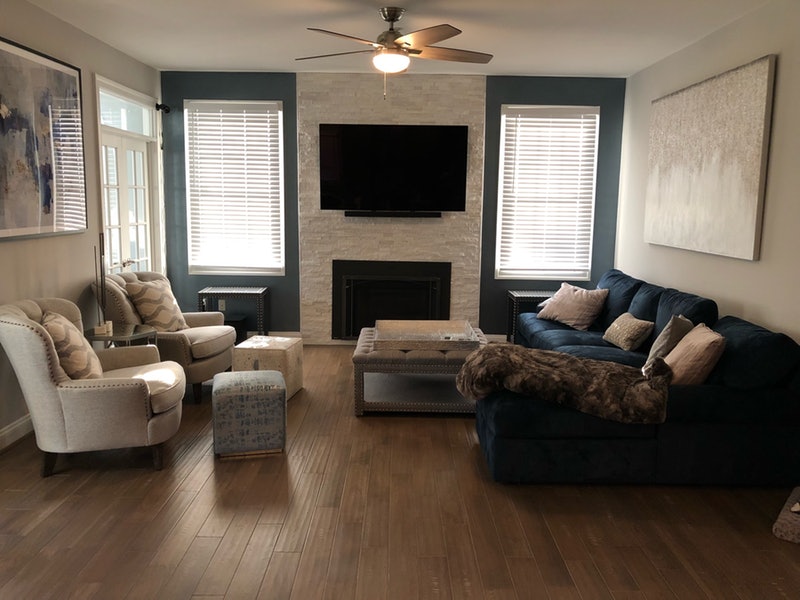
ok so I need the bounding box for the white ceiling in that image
[26,0,768,77]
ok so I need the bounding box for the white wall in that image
[617,0,800,340]
[0,0,160,448]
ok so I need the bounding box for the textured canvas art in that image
[644,55,776,260]
[0,37,87,240]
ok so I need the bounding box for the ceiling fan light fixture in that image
[372,47,410,73]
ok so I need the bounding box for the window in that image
[97,77,161,273]
[184,100,285,275]
[495,105,600,280]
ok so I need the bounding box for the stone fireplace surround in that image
[297,73,486,343]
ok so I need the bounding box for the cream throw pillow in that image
[664,323,726,385]
[41,311,103,379]
[125,279,188,332]
[537,282,609,331]
[603,312,654,351]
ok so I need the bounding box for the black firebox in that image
[331,260,451,339]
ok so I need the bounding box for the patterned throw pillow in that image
[41,311,103,379]
[602,312,654,351]
[537,282,609,331]
[125,279,188,332]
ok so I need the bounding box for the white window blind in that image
[51,101,88,232]
[495,105,600,280]
[185,100,285,275]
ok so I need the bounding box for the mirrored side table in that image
[84,323,157,347]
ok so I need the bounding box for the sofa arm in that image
[184,311,224,327]
[154,331,193,366]
[97,345,161,371]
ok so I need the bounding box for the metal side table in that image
[197,286,270,335]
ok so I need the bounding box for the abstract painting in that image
[0,37,87,240]
[644,55,776,260]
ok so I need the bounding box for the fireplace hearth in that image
[332,260,451,339]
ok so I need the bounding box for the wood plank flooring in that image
[1,344,799,599]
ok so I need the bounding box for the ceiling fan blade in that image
[394,24,461,49]
[295,49,374,61]
[307,28,380,48]
[415,46,493,64]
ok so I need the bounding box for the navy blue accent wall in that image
[479,76,626,335]
[160,72,299,333]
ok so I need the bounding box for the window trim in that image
[95,75,164,274]
[494,104,600,281]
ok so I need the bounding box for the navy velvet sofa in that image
[476,269,800,484]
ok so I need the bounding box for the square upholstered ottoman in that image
[212,370,286,457]
[233,336,304,398]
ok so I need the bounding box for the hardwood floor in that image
[1,344,799,599]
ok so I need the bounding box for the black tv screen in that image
[319,123,468,214]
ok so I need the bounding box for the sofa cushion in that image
[125,279,188,332]
[707,316,800,390]
[603,312,654,351]
[595,269,644,329]
[182,325,237,360]
[529,329,607,351]
[555,344,647,368]
[664,324,726,385]
[537,282,608,331]
[655,288,718,334]
[628,283,666,323]
[41,311,103,379]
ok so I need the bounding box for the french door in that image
[101,133,152,273]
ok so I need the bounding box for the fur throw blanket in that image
[456,344,673,424]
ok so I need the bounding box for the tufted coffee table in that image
[352,320,487,416]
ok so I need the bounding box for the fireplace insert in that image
[332,260,451,339]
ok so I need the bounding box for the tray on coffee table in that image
[372,319,481,351]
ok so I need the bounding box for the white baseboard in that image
[0,414,32,451]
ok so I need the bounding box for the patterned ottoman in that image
[212,370,286,457]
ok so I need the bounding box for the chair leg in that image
[151,444,164,471]
[41,452,57,477]
[193,382,203,404]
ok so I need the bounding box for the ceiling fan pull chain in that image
[383,71,387,100]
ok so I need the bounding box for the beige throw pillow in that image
[125,279,188,332]
[664,323,726,385]
[41,311,103,379]
[537,282,608,331]
[603,312,654,351]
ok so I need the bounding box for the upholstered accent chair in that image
[0,298,185,476]
[94,271,236,402]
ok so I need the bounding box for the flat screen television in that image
[319,123,468,216]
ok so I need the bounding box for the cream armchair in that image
[94,272,236,403]
[0,298,185,476]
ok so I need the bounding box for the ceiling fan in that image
[296,6,493,74]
